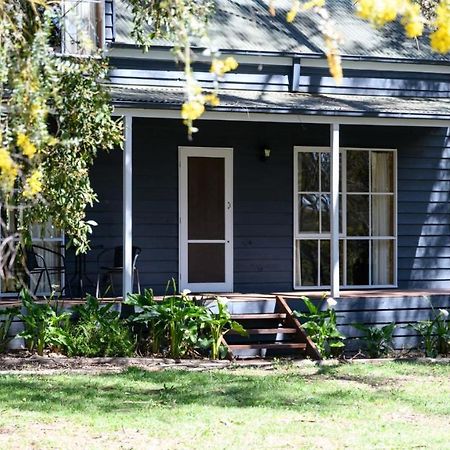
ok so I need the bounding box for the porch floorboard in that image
[2,288,450,309]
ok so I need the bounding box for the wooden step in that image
[227,343,307,350]
[230,313,287,320]
[229,328,298,335]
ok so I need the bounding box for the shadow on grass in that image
[0,361,447,418]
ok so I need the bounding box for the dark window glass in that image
[299,240,318,286]
[347,240,369,285]
[347,151,369,192]
[298,152,319,191]
[347,195,369,236]
[299,194,320,233]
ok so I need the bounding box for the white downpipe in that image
[123,115,133,299]
[330,123,340,299]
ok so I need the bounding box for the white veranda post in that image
[330,123,340,298]
[123,115,133,299]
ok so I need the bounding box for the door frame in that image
[178,146,234,292]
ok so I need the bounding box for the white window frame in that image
[293,146,397,290]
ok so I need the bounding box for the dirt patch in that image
[0,354,448,376]
[0,420,180,450]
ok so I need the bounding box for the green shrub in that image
[294,296,345,358]
[202,298,247,360]
[18,290,71,356]
[352,323,396,358]
[127,284,207,359]
[126,288,166,355]
[66,295,134,357]
[0,307,20,353]
[126,281,246,359]
[407,308,449,357]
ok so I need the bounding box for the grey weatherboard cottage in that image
[71,0,450,351]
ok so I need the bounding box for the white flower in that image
[181,289,191,296]
[326,297,337,308]
[438,309,449,318]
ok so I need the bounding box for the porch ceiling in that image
[109,85,450,121]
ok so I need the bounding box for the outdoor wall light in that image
[262,148,271,160]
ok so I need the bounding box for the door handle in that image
[227,201,232,210]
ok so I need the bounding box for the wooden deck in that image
[1,288,450,308]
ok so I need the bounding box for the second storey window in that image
[294,147,397,289]
[62,0,104,54]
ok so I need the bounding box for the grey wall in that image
[69,119,450,296]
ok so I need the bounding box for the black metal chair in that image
[95,246,142,297]
[24,244,70,296]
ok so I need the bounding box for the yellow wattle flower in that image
[210,57,239,77]
[17,133,37,159]
[430,2,450,54]
[0,147,18,190]
[23,169,43,199]
[181,101,205,121]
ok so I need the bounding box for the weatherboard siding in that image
[62,120,450,295]
[107,57,450,98]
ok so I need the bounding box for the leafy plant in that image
[66,295,134,357]
[203,298,247,360]
[352,322,396,358]
[125,288,165,355]
[294,296,345,358]
[0,307,19,353]
[126,282,243,359]
[157,287,208,359]
[407,308,449,357]
[18,290,71,356]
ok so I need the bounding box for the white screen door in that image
[179,147,233,292]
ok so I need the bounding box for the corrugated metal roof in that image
[109,84,450,120]
[113,0,450,62]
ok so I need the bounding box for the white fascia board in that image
[113,107,450,128]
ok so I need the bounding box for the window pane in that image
[347,195,369,236]
[372,240,394,285]
[298,194,319,233]
[347,240,369,285]
[372,195,393,236]
[321,152,330,192]
[321,152,342,192]
[320,240,330,286]
[298,152,319,191]
[316,240,344,286]
[372,152,393,192]
[347,151,369,192]
[31,222,63,240]
[321,194,343,233]
[296,240,318,286]
[321,194,330,232]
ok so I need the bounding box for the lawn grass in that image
[0,361,449,449]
